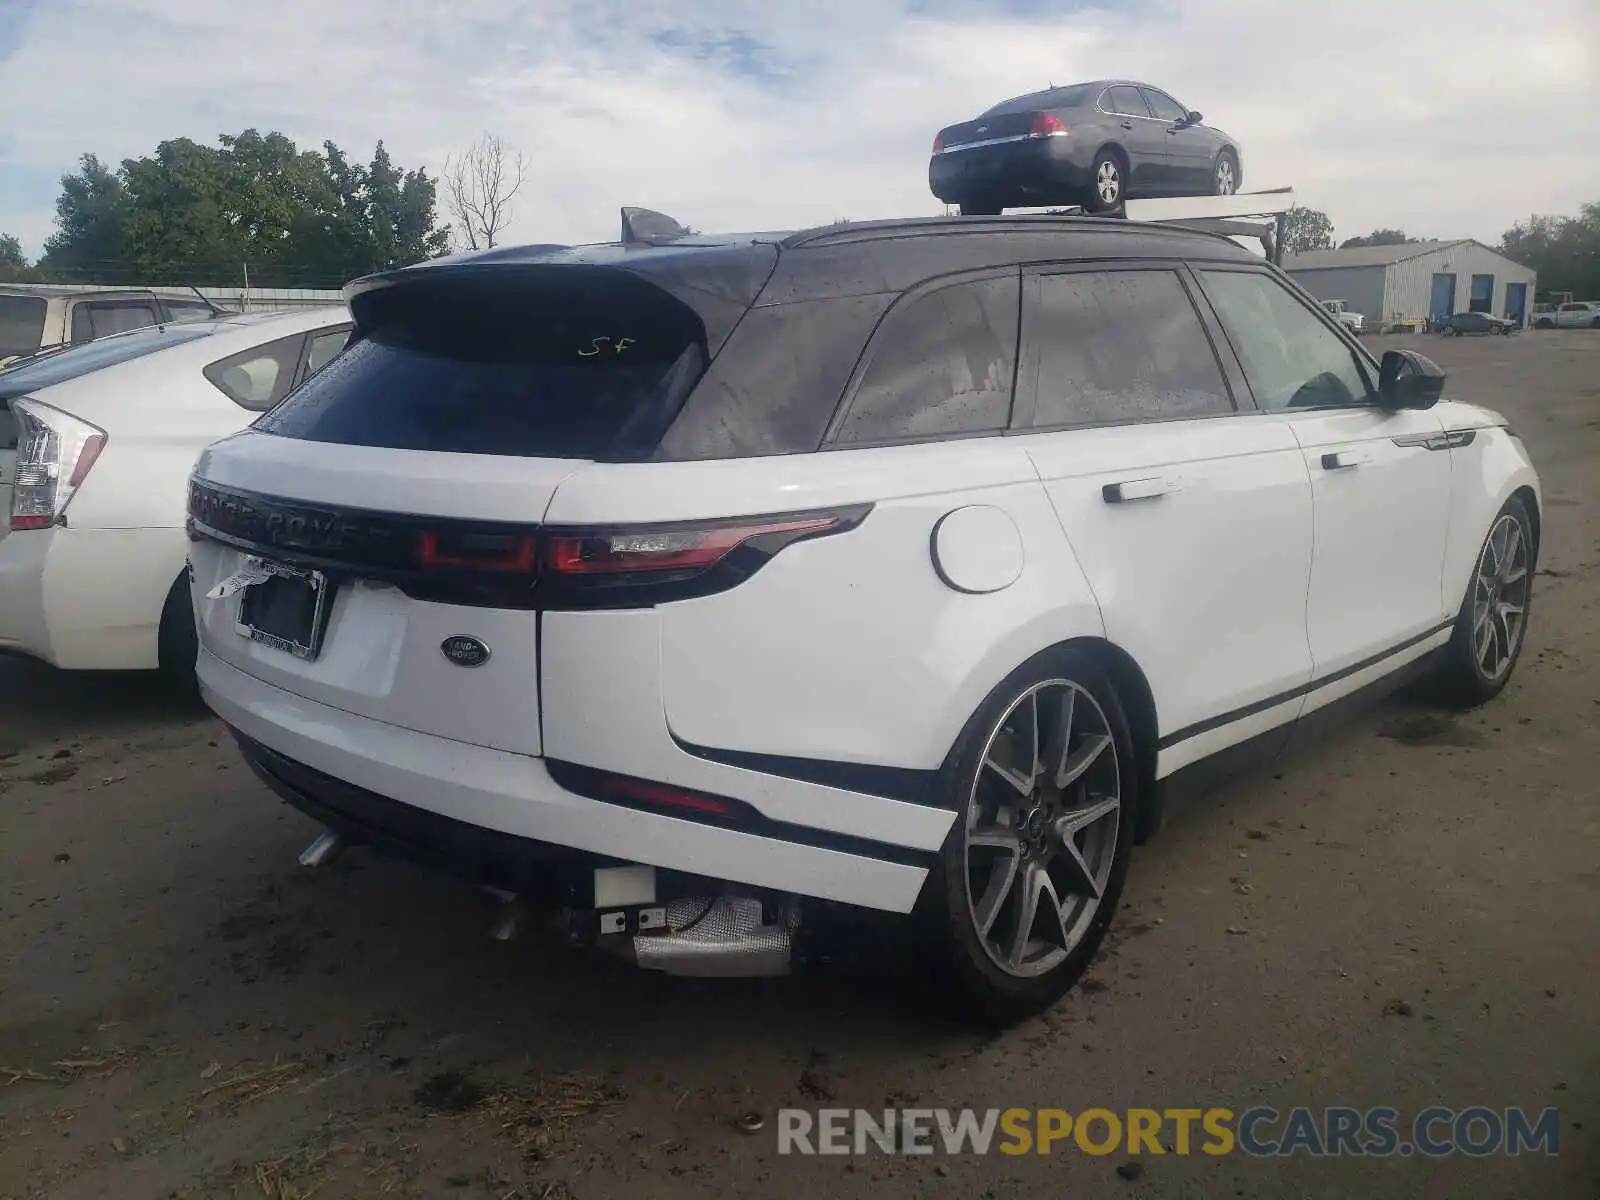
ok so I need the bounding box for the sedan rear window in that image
[256,276,709,461]
[0,295,47,358]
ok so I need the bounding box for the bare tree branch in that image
[442,133,528,250]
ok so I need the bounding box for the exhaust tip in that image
[628,895,799,978]
[297,830,345,869]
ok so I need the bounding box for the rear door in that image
[1192,265,1452,685]
[1013,262,1316,772]
[1099,85,1166,194]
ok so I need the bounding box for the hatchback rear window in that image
[0,295,48,359]
[0,322,214,394]
[256,274,709,461]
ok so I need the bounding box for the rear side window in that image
[204,333,308,411]
[71,300,159,343]
[0,295,47,358]
[304,328,350,377]
[258,276,709,460]
[1024,270,1233,428]
[833,274,1019,445]
[1105,86,1150,117]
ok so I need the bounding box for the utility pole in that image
[241,262,250,310]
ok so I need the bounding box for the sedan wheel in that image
[925,648,1136,1025]
[1087,154,1123,213]
[1214,153,1238,196]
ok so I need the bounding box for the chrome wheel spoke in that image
[1006,863,1044,969]
[1501,564,1527,586]
[1058,733,1112,789]
[1055,793,1120,842]
[972,846,1020,937]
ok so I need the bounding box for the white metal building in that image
[1284,240,1537,328]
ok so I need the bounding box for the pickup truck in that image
[1532,300,1600,330]
[1319,298,1366,334]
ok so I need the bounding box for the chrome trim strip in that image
[934,130,1067,155]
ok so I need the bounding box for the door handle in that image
[1102,477,1174,504]
[1320,450,1371,470]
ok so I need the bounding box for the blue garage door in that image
[1469,273,1494,314]
[1430,273,1456,321]
[1505,282,1527,324]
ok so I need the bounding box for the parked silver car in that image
[0,287,227,367]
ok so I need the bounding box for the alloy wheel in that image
[1472,514,1530,681]
[962,680,1121,979]
[1215,158,1237,195]
[1096,161,1121,206]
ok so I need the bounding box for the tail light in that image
[546,507,869,580]
[932,131,946,153]
[9,398,107,531]
[1030,112,1067,138]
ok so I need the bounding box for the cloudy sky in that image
[1,0,1596,260]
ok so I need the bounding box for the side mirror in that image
[1185,110,1203,125]
[1378,349,1446,410]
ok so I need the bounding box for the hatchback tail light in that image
[9,398,106,531]
[1030,112,1067,138]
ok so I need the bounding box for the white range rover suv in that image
[186,211,1540,1023]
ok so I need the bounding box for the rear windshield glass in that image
[0,295,48,359]
[255,276,709,461]
[0,321,213,394]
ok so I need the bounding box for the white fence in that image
[3,282,344,312]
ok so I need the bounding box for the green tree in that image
[1339,228,1415,249]
[0,233,37,282]
[1500,205,1600,300]
[1281,206,1335,253]
[37,132,451,287]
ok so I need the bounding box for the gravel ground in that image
[2,331,1597,1200]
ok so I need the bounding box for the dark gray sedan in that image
[929,79,1243,215]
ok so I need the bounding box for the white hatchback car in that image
[0,308,350,678]
[186,215,1540,1022]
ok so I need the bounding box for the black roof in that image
[346,211,1257,313]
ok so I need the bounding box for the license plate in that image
[235,561,332,660]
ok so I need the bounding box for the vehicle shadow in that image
[0,652,209,756]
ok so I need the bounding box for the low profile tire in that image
[1432,497,1534,708]
[157,570,201,697]
[958,199,1003,217]
[920,646,1138,1026]
[1085,151,1126,214]
[1212,150,1240,196]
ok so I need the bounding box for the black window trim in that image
[1007,258,1245,434]
[1185,261,1384,414]
[819,265,1023,451]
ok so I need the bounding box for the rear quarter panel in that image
[544,438,1105,774]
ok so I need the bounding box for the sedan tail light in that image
[932,131,946,154]
[1030,112,1067,138]
[9,398,106,531]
